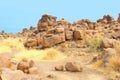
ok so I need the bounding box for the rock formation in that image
[13,14,119,49]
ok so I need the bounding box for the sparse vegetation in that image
[0,38,25,53]
[14,48,66,61]
[108,56,120,71]
[86,34,104,52]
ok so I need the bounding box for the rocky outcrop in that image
[97,15,114,24]
[23,14,120,49]
[37,14,57,31]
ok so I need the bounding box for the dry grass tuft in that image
[86,34,103,52]
[14,48,66,61]
[0,38,25,53]
[108,56,120,69]
[92,60,103,68]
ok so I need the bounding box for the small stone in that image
[29,67,38,74]
[55,65,64,71]
[65,62,83,72]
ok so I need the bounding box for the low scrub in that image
[14,48,66,61]
[86,34,103,52]
[108,56,120,71]
[0,38,25,53]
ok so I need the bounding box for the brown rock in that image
[37,14,57,31]
[65,62,82,72]
[55,65,64,71]
[29,67,38,74]
[42,33,65,47]
[103,38,117,48]
[17,60,29,73]
[117,13,120,23]
[1,68,25,80]
[0,55,11,68]
[24,38,38,48]
[65,30,73,40]
[55,27,64,33]
[29,60,35,68]
[73,30,84,40]
[97,15,114,24]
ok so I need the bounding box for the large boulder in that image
[65,30,73,40]
[42,33,65,47]
[24,38,38,48]
[73,30,85,40]
[37,14,57,31]
[1,68,25,80]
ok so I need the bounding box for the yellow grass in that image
[14,48,66,61]
[108,56,120,68]
[0,38,66,61]
[86,33,103,52]
[0,38,25,53]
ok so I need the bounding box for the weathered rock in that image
[73,30,84,40]
[24,38,38,48]
[29,67,38,74]
[55,27,64,33]
[1,68,25,80]
[0,55,11,68]
[37,14,57,31]
[55,65,64,71]
[42,33,65,47]
[117,13,120,23]
[65,62,82,72]
[97,15,114,24]
[17,60,29,73]
[65,30,73,40]
[103,38,117,48]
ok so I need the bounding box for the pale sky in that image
[0,0,120,33]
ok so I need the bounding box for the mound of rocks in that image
[17,59,38,74]
[22,14,120,49]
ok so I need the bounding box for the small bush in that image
[108,56,120,71]
[86,34,103,52]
